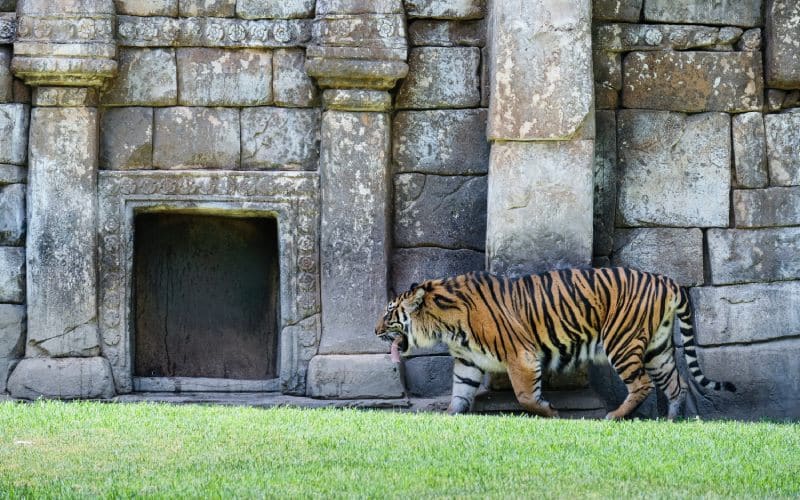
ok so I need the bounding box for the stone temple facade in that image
[0,0,797,419]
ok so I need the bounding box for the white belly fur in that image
[448,344,507,373]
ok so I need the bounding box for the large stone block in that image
[617,110,730,227]
[393,109,488,175]
[319,111,390,355]
[732,112,768,188]
[408,20,485,46]
[0,104,29,165]
[391,247,484,295]
[307,354,404,398]
[0,165,24,184]
[0,304,24,393]
[394,173,487,250]
[708,228,800,285]
[765,112,800,186]
[397,47,480,109]
[237,0,314,18]
[612,228,704,286]
[622,51,763,113]
[272,49,318,108]
[692,282,800,346]
[0,48,11,103]
[153,107,240,169]
[593,110,616,257]
[593,0,641,22]
[100,107,153,170]
[690,340,800,420]
[0,247,23,303]
[7,357,115,400]
[643,0,762,27]
[404,0,483,19]
[241,107,321,170]
[101,49,177,106]
[179,0,234,17]
[177,48,272,106]
[488,0,593,140]
[734,188,800,228]
[404,355,453,397]
[487,140,593,276]
[0,0,14,11]
[115,0,178,16]
[765,0,800,88]
[0,184,25,246]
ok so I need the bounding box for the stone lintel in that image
[33,87,98,107]
[322,89,392,111]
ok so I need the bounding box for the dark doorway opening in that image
[133,213,280,380]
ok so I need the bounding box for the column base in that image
[306,354,405,399]
[7,356,115,400]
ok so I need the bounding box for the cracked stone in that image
[397,47,480,109]
[177,48,272,106]
[241,107,320,170]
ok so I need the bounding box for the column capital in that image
[11,0,117,88]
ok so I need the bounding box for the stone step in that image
[474,388,608,419]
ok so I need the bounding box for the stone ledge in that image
[7,357,115,400]
[306,354,405,399]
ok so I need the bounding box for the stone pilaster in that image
[304,0,408,398]
[6,0,116,399]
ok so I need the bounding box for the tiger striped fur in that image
[375,267,735,420]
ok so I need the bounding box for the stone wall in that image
[593,0,800,419]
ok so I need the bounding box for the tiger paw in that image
[447,397,471,415]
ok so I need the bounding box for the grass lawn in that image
[0,401,798,498]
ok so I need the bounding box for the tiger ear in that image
[405,287,425,311]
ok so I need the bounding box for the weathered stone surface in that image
[317,0,403,15]
[488,0,592,140]
[27,107,101,357]
[319,111,390,355]
[7,357,115,400]
[0,184,25,246]
[734,188,800,228]
[394,173,487,250]
[765,0,800,88]
[179,0,234,16]
[0,104,29,165]
[593,0,641,22]
[593,110,616,257]
[12,80,30,104]
[622,51,763,112]
[153,107,240,169]
[237,0,314,18]
[737,28,762,51]
[767,89,786,111]
[612,228,704,286]
[117,16,313,48]
[322,89,392,111]
[408,20,485,46]
[643,0,762,27]
[100,107,153,170]
[405,0,483,19]
[0,0,14,11]
[241,107,321,170]
[692,282,800,346]
[115,0,177,16]
[708,228,800,285]
[0,247,24,303]
[617,110,730,227]
[177,48,272,106]
[0,13,13,44]
[393,110,488,175]
[404,355,453,397]
[0,165,25,184]
[397,47,480,109]
[732,112,768,188]
[0,48,11,103]
[273,49,318,107]
[487,141,593,276]
[480,46,488,107]
[595,87,619,109]
[765,112,800,186]
[307,354,404,398]
[0,304,24,393]
[690,340,800,420]
[33,87,98,107]
[595,23,739,52]
[101,49,177,106]
[593,50,621,94]
[392,247,484,294]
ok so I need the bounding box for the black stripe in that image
[454,375,481,388]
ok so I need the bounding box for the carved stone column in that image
[6,0,117,399]
[304,0,408,398]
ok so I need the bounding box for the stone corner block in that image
[7,357,116,400]
[306,354,405,399]
[397,47,480,109]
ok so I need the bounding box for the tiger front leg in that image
[447,358,484,415]
[506,356,559,418]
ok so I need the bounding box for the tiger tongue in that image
[390,337,402,363]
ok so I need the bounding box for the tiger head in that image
[375,284,428,357]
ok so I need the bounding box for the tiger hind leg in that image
[506,354,558,418]
[604,337,653,420]
[447,357,484,415]
[645,317,688,420]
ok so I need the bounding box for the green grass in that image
[0,401,798,498]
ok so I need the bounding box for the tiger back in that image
[375,267,735,419]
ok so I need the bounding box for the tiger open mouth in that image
[379,331,409,361]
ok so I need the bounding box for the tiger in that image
[375,267,735,420]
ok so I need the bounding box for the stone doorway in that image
[133,213,280,384]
